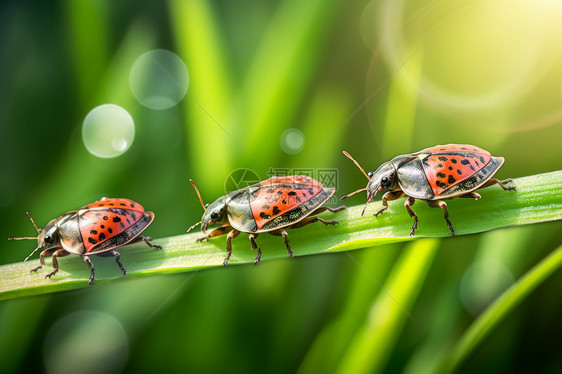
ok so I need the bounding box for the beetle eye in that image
[368,171,374,178]
[210,212,219,220]
[44,235,53,244]
[381,176,391,188]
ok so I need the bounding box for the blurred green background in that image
[1,0,562,373]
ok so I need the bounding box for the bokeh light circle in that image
[129,49,189,110]
[280,128,305,154]
[43,311,129,374]
[82,104,135,158]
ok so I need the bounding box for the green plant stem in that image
[438,243,562,374]
[1,171,561,300]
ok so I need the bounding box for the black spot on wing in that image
[113,216,121,223]
[438,156,448,161]
[437,172,446,178]
[90,230,98,235]
[88,237,97,245]
[272,206,281,215]
[260,212,271,220]
[461,159,470,165]
[99,233,106,241]
[448,175,456,184]
[457,169,462,175]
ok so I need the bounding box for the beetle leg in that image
[45,249,71,280]
[140,236,162,250]
[248,233,262,265]
[289,216,339,228]
[97,250,127,276]
[81,255,95,285]
[404,197,418,236]
[224,229,240,266]
[269,229,293,258]
[375,190,405,217]
[31,249,52,273]
[426,200,456,236]
[459,191,481,200]
[196,225,233,242]
[479,178,516,191]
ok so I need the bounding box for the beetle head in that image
[366,161,396,200]
[187,179,229,234]
[37,219,60,251]
[200,196,228,233]
[341,152,397,217]
[9,212,59,261]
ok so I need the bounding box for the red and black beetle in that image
[9,197,161,285]
[188,175,345,265]
[342,144,516,236]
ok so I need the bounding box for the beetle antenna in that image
[187,221,201,233]
[9,212,40,241]
[24,245,41,262]
[25,212,41,233]
[189,179,206,212]
[340,187,367,200]
[343,151,370,180]
[361,191,376,217]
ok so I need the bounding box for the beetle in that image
[9,197,161,285]
[341,144,516,236]
[187,175,346,265]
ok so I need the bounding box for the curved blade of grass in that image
[438,242,562,374]
[1,171,560,300]
[335,238,440,374]
[169,0,235,186]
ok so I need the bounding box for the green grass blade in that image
[439,242,562,374]
[335,238,440,374]
[1,171,560,300]
[241,0,340,162]
[169,0,234,186]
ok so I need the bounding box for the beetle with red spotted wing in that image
[9,197,161,285]
[341,144,516,236]
[187,175,346,265]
